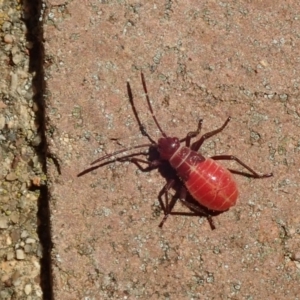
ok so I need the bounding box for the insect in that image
[79,73,273,229]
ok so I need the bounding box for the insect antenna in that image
[141,72,167,138]
[90,143,152,165]
[89,73,163,168]
[127,81,156,144]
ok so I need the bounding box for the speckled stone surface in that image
[0,1,46,299]
[43,1,300,299]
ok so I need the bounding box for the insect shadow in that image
[78,73,273,230]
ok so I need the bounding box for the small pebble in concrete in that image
[0,115,5,130]
[0,216,9,228]
[24,283,32,295]
[16,249,26,260]
[6,251,15,261]
[292,252,300,262]
[25,237,36,244]
[21,230,29,239]
[3,34,14,43]
[5,172,17,181]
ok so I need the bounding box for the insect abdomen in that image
[185,158,238,211]
[168,146,238,211]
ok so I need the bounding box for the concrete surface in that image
[44,1,300,299]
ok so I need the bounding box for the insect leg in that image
[191,117,231,151]
[158,184,217,230]
[179,191,216,230]
[180,119,203,147]
[158,179,176,227]
[210,155,273,178]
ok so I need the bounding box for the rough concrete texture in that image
[44,1,300,299]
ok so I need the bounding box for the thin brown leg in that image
[157,179,176,226]
[191,117,231,151]
[210,155,273,178]
[158,181,202,227]
[179,188,216,230]
[159,185,216,230]
[180,119,203,147]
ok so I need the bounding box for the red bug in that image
[79,73,273,229]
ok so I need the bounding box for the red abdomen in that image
[185,158,238,211]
